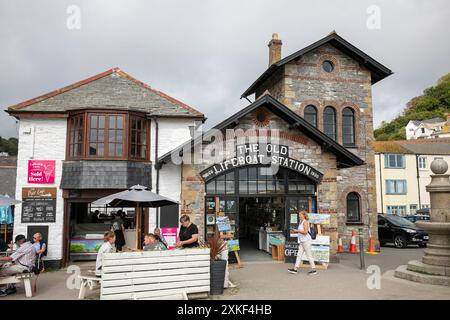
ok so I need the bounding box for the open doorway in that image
[238,197,285,261]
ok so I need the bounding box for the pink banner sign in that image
[161,227,178,250]
[28,160,55,184]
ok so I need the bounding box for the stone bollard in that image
[394,158,450,286]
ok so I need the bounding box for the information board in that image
[21,187,57,223]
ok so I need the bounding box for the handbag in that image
[308,223,317,240]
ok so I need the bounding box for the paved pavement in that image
[1,246,449,300]
[217,246,450,300]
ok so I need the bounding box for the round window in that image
[322,60,334,73]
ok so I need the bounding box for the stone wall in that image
[180,106,341,256]
[257,43,379,251]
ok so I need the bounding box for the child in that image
[95,231,116,277]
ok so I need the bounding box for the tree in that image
[0,136,18,155]
[374,72,450,141]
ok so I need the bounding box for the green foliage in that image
[374,73,450,141]
[0,136,18,155]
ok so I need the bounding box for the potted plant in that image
[205,232,227,295]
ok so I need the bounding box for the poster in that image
[290,214,298,224]
[161,227,178,250]
[227,239,240,252]
[307,213,331,225]
[284,241,330,263]
[28,160,55,184]
[70,238,104,254]
[216,216,231,232]
[21,187,57,223]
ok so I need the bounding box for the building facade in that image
[7,32,393,266]
[7,68,204,267]
[159,32,393,259]
[406,117,447,140]
[374,138,450,216]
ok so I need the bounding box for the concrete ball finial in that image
[430,158,448,175]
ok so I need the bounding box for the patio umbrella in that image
[92,185,178,249]
[0,195,20,242]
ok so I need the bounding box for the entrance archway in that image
[204,165,317,262]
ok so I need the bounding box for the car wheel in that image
[418,243,427,248]
[394,235,407,248]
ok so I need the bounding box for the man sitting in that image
[0,234,36,297]
[143,234,167,251]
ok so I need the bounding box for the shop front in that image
[159,94,365,263]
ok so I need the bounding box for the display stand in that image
[297,224,328,270]
[213,197,242,268]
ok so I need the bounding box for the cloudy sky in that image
[1,0,449,138]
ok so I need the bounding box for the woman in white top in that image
[95,231,116,277]
[288,211,317,275]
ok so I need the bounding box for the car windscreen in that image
[385,215,416,228]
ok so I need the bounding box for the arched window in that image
[304,105,317,127]
[342,107,355,146]
[347,192,361,223]
[323,107,336,140]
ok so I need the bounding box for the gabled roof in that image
[158,94,364,168]
[241,32,393,98]
[6,68,204,118]
[374,138,450,155]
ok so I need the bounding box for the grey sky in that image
[1,0,449,138]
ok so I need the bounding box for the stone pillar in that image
[394,159,450,286]
[419,159,450,267]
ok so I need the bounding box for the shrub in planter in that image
[205,232,227,295]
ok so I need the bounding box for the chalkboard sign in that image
[21,187,57,223]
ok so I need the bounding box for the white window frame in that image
[384,154,405,168]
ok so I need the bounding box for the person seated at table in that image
[32,233,47,272]
[143,234,167,251]
[176,215,199,248]
[95,231,116,277]
[0,234,36,297]
[153,228,168,249]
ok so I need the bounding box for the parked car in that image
[378,214,429,248]
[403,214,430,223]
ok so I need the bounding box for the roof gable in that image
[159,94,364,168]
[242,32,393,98]
[7,68,204,118]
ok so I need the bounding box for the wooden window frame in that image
[323,106,337,141]
[129,113,150,161]
[66,110,150,161]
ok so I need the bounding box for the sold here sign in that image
[27,160,55,184]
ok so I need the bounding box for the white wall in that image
[375,153,450,215]
[13,118,67,261]
[148,118,197,231]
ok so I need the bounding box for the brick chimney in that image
[268,33,282,66]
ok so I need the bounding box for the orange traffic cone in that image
[349,230,358,253]
[338,237,344,253]
[366,236,378,254]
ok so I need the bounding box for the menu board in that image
[21,187,57,223]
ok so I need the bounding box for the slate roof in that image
[159,94,364,168]
[374,138,450,155]
[241,31,393,98]
[7,68,204,118]
[410,118,446,126]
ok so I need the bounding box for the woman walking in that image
[288,211,317,275]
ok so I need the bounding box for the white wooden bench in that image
[100,248,210,300]
[0,273,33,298]
[78,274,101,299]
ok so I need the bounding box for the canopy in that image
[92,185,178,250]
[0,195,21,207]
[92,185,178,208]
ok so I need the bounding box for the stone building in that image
[159,32,392,260]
